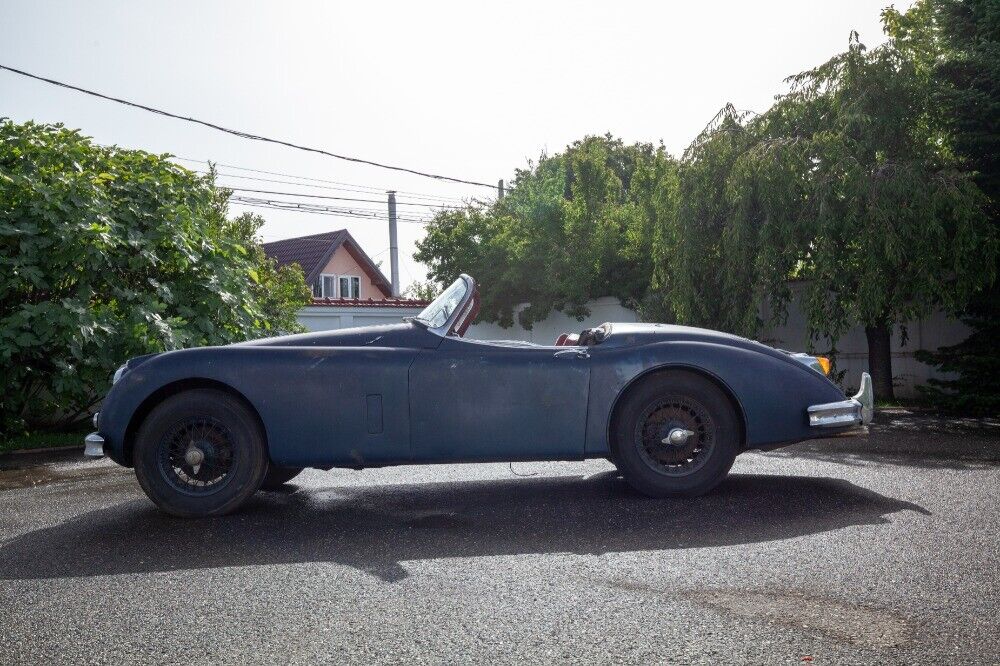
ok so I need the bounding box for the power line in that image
[229,195,432,223]
[0,63,497,188]
[175,157,474,202]
[205,171,406,196]
[234,195,436,220]
[222,186,463,209]
[235,203,430,224]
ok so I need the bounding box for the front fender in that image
[97,344,418,467]
[98,347,258,465]
[585,340,851,456]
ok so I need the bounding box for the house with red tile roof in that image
[263,230,429,331]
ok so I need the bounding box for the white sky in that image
[1,0,910,289]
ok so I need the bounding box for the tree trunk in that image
[865,324,895,401]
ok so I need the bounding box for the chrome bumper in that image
[807,372,874,429]
[84,432,105,457]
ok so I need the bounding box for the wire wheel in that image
[157,416,238,496]
[634,395,716,477]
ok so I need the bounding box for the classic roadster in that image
[86,274,873,517]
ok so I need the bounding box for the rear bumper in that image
[807,372,874,432]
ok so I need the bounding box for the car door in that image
[408,337,591,462]
[245,345,418,468]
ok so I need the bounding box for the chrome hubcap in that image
[184,444,205,474]
[662,428,695,446]
[636,396,716,475]
[158,417,237,496]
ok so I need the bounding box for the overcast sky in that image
[1,0,910,290]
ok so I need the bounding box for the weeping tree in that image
[761,32,996,399]
[661,107,763,335]
[661,105,815,338]
[665,24,996,400]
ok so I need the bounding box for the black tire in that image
[611,370,740,497]
[133,389,268,517]
[259,465,304,490]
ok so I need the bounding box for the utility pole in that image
[387,191,400,297]
[498,179,505,199]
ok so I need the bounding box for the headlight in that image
[112,364,127,384]
[815,356,832,376]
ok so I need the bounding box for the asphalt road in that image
[1,412,997,665]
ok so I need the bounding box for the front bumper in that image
[807,372,874,431]
[84,432,105,457]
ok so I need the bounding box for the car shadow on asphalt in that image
[0,472,929,582]
[759,413,1000,471]
[759,433,1000,471]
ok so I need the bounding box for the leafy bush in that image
[415,135,677,329]
[0,119,311,434]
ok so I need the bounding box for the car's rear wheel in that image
[611,370,740,497]
[259,465,304,490]
[133,389,267,517]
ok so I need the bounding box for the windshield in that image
[414,277,468,329]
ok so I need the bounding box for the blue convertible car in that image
[86,274,873,517]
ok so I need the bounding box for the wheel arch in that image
[121,378,269,466]
[607,364,748,450]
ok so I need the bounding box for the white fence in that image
[758,282,969,396]
[296,289,968,398]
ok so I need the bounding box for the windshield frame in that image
[411,274,475,336]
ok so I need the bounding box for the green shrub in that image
[0,119,310,434]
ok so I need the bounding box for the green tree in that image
[416,135,677,328]
[904,0,1000,413]
[660,105,810,337]
[779,32,996,400]
[403,280,439,301]
[0,120,311,434]
[667,28,996,400]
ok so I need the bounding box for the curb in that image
[2,444,84,456]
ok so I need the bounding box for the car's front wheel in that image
[611,370,740,497]
[133,389,268,517]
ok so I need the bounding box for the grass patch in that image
[0,428,89,455]
[875,397,935,411]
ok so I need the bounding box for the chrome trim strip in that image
[84,433,105,457]
[807,372,874,428]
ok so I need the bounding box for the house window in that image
[313,274,338,298]
[339,275,361,299]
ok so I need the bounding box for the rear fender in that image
[586,340,849,455]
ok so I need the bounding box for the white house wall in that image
[297,306,423,332]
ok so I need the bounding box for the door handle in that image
[554,348,590,359]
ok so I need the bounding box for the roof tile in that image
[307,297,430,308]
